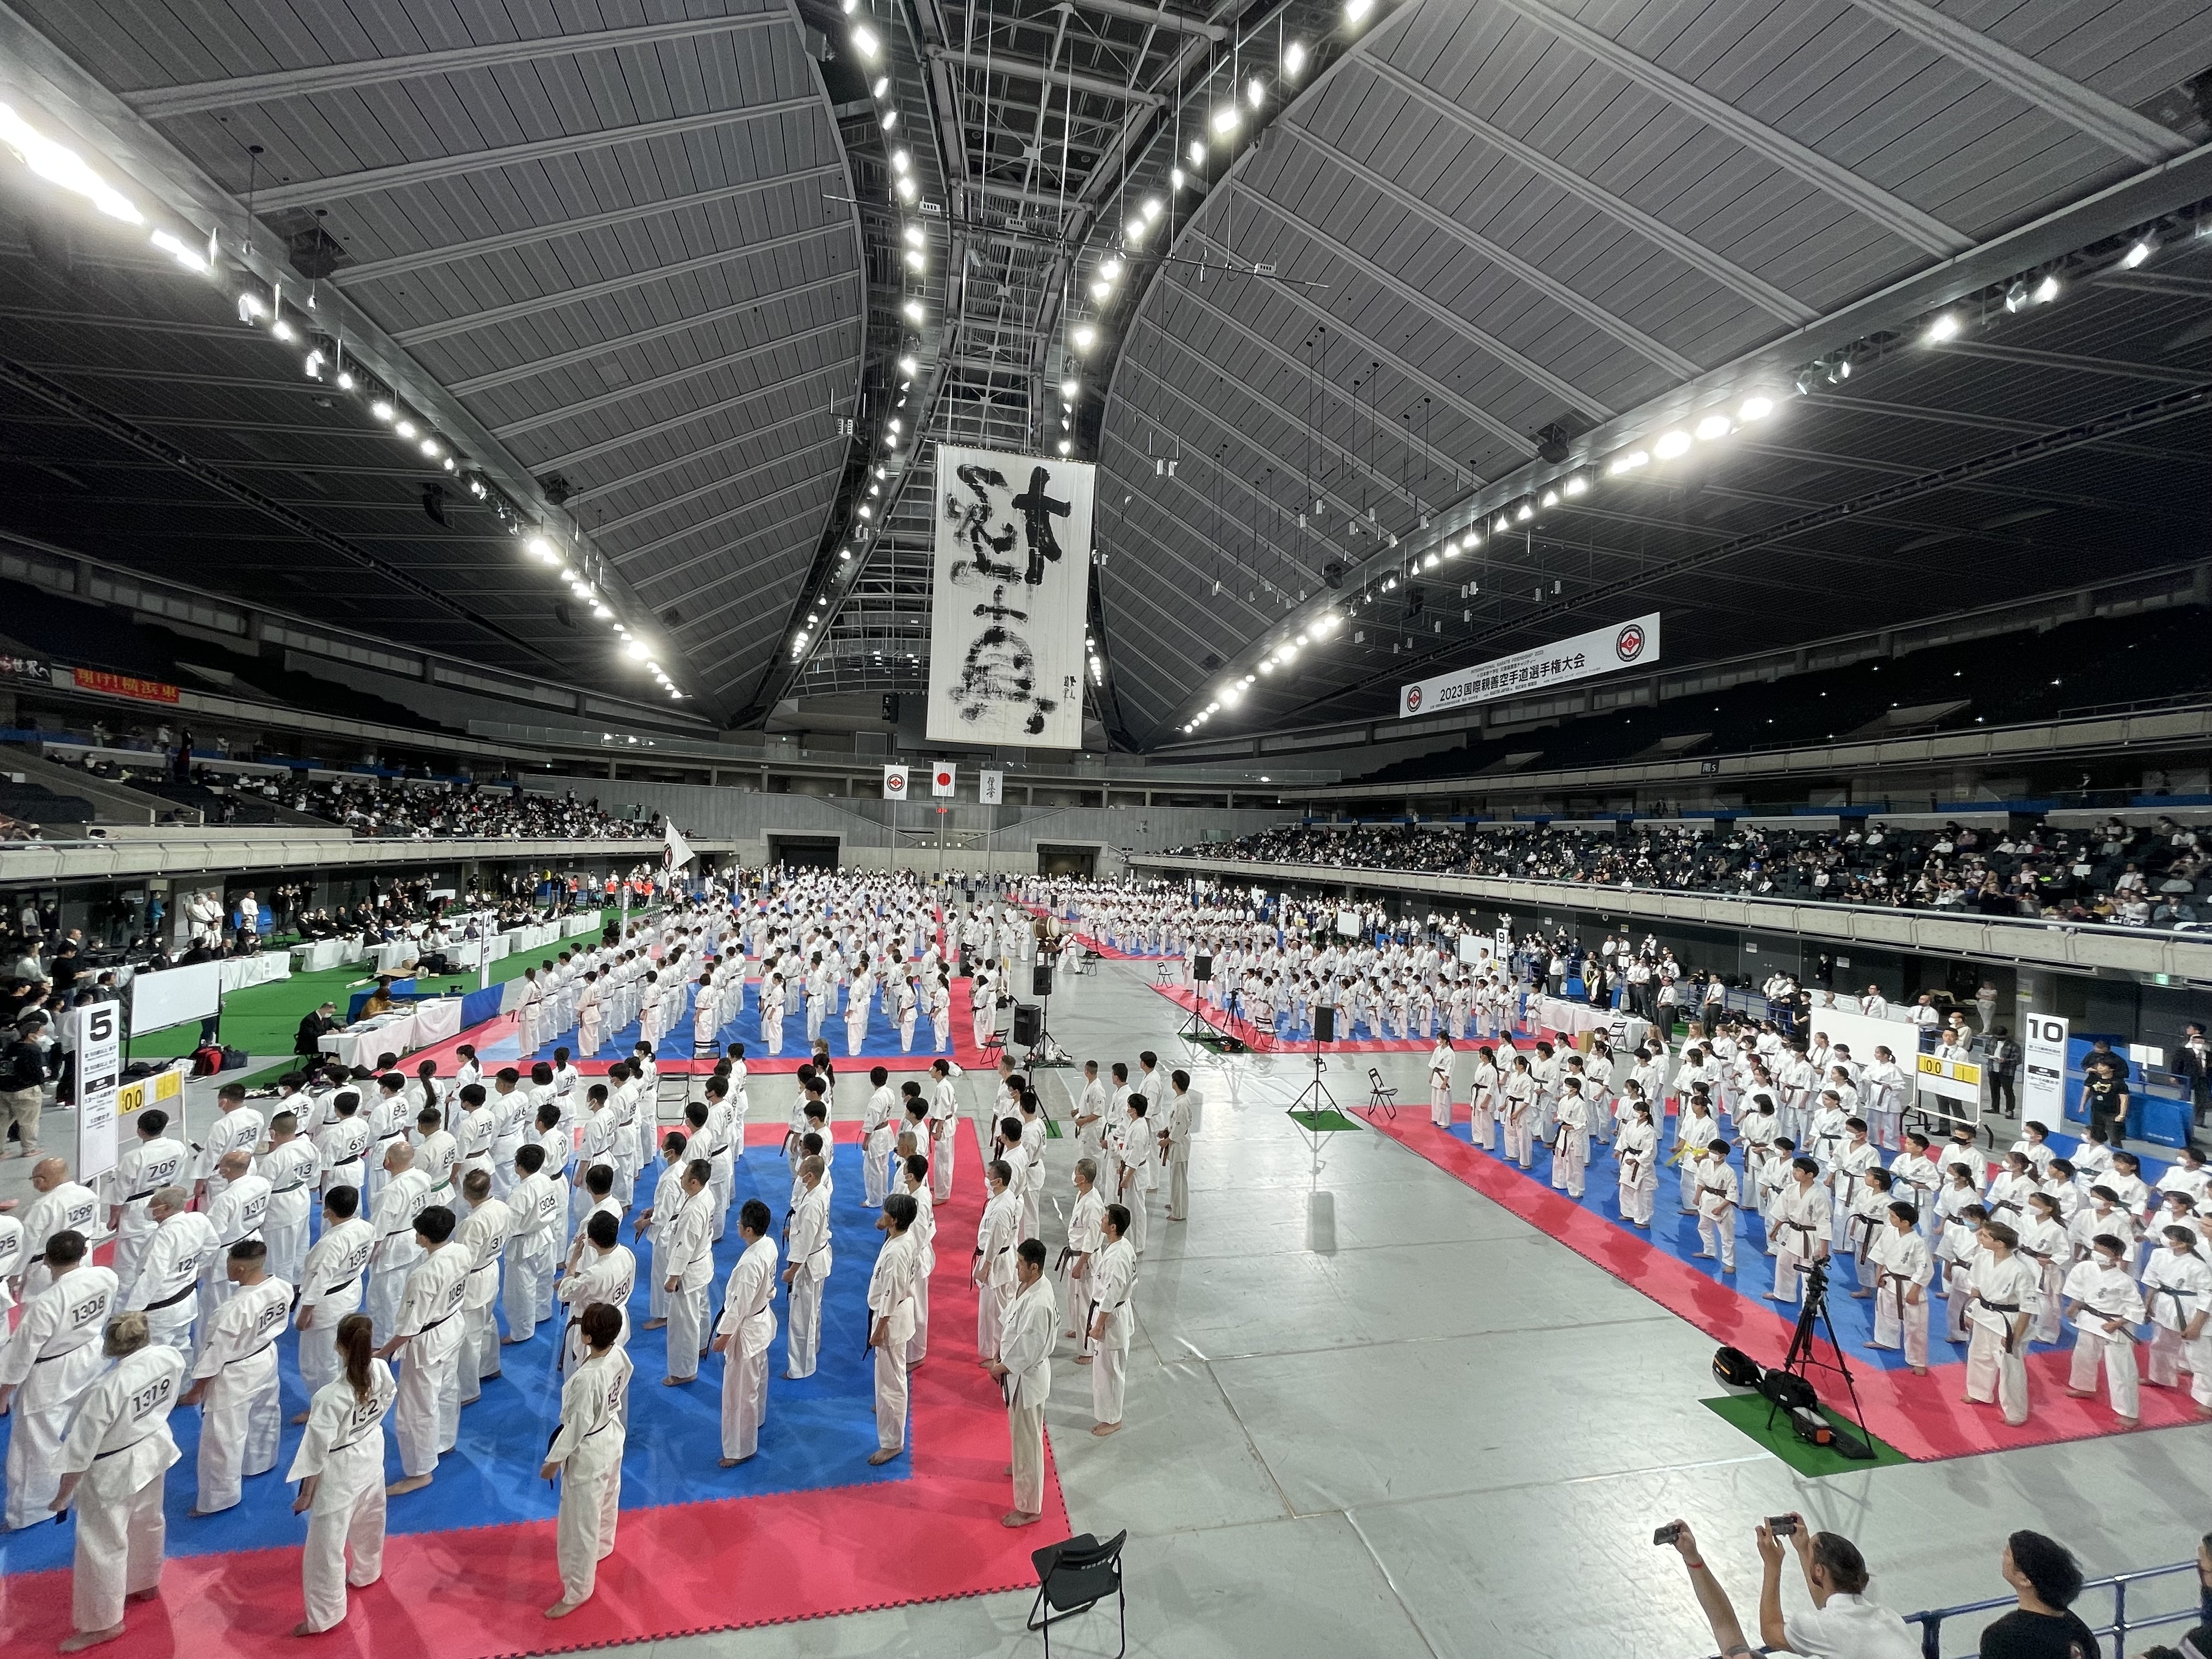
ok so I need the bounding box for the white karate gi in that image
[662,1191,716,1380]
[364,1168,432,1346]
[258,1139,322,1289]
[2142,1247,2212,1407]
[456,1198,512,1402]
[549,1346,632,1606]
[54,1344,185,1632]
[190,1274,293,1513]
[295,1217,375,1394]
[716,1235,778,1462]
[389,1245,469,1478]
[784,1182,832,1379]
[1769,1182,1831,1303]
[929,1079,960,1200]
[867,1230,922,1452]
[1088,1236,1138,1426]
[1963,1252,2040,1424]
[1870,1225,1933,1369]
[1000,1276,1057,1516]
[105,1135,188,1297]
[504,1172,562,1342]
[861,1085,897,1207]
[1,1265,118,1528]
[2061,1257,2144,1418]
[287,1361,397,1632]
[121,1210,219,1355]
[974,1186,1020,1359]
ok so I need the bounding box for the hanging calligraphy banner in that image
[927,445,1093,749]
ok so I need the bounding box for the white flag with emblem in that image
[883,764,909,800]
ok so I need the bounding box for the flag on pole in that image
[932,763,957,797]
[978,769,1003,805]
[883,764,909,800]
[663,822,695,870]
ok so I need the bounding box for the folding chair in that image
[1028,1530,1127,1659]
[1367,1068,1398,1120]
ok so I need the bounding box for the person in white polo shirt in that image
[1755,1516,1917,1658]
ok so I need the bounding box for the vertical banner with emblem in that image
[882,764,910,801]
[978,769,1004,805]
[927,445,1093,748]
[76,998,122,1182]
[2023,1012,2069,1124]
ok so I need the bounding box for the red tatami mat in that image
[0,1120,1069,1657]
[1358,1108,2212,1462]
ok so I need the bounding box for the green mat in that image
[1700,1394,1911,1476]
[1286,1108,1363,1133]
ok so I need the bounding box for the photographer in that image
[1660,1519,1796,1659]
[1756,1513,1917,1657]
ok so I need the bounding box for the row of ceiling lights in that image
[0,100,686,701]
[1177,210,2202,734]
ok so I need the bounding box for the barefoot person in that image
[543,1302,631,1619]
[712,1200,777,1467]
[286,1312,395,1635]
[985,1239,1056,1528]
[865,1193,922,1465]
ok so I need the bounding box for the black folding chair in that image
[1028,1530,1127,1659]
[1367,1067,1398,1120]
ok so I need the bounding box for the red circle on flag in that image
[936,770,952,786]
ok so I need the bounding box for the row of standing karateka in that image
[0,1043,828,1645]
[962,1052,1190,1516]
[1423,1029,2212,1431]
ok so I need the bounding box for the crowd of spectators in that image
[275,778,658,840]
[1172,815,2212,930]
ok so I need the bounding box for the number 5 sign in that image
[76,998,122,1180]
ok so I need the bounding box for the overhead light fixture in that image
[1071,324,1097,351]
[898,353,918,375]
[419,438,440,456]
[371,400,394,421]
[1090,279,1111,300]
[1609,449,1649,474]
[624,639,650,660]
[902,298,923,323]
[902,223,923,246]
[1188,139,1205,166]
[335,370,354,391]
[1170,166,1187,190]
[1922,312,1961,343]
[850,23,881,58]
[894,175,916,201]
[1346,0,1374,23]
[872,76,889,98]
[1060,377,1079,397]
[1141,196,1163,222]
[905,249,923,269]
[527,536,555,561]
[0,102,142,222]
[1540,488,1559,506]
[2121,236,2154,268]
[1246,78,1266,110]
[1564,475,1587,496]
[1285,40,1308,77]
[1211,106,1239,137]
[1099,256,1123,280]
[890,149,910,174]
[1737,394,1774,422]
[1515,501,1533,521]
[1057,439,1072,455]
[1652,430,1690,459]
[394,419,416,438]
[148,228,205,271]
[1694,414,1731,441]
[2032,273,2061,304]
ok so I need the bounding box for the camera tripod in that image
[1764,1259,1875,1457]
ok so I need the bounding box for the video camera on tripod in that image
[1708,1259,1875,1460]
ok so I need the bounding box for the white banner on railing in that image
[927,445,1092,749]
[1398,612,1660,718]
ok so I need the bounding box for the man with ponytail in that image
[286,1311,394,1634]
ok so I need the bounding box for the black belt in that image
[271,1183,308,1196]
[318,1278,362,1299]
[1975,1298,2024,1353]
[94,1432,155,1460]
[223,1342,276,1368]
[146,1282,197,1311]
[415,1312,456,1335]
[33,1341,94,1363]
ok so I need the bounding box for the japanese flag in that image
[932,764,957,797]
[883,764,909,799]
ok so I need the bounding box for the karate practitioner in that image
[50,1312,184,1652]
[1963,1220,2040,1425]
[17,1158,101,1304]
[2141,1224,2212,1412]
[974,1158,1020,1360]
[1765,1157,1832,1305]
[1616,1099,1659,1228]
[866,1192,922,1464]
[105,1110,187,1300]
[1868,1200,1933,1374]
[541,1302,631,1620]
[1116,1097,1155,1255]
[503,1144,560,1344]
[659,1160,716,1384]
[559,1211,635,1374]
[781,1154,832,1379]
[121,1188,218,1356]
[1062,1159,1105,1346]
[2,1230,117,1531]
[1164,1071,1198,1223]
[364,1141,432,1346]
[712,1199,777,1466]
[928,1058,960,1200]
[453,1170,511,1403]
[286,1312,395,1635]
[1427,1036,1454,1129]
[1087,1204,1137,1435]
[182,1238,291,1516]
[900,1152,935,1366]
[1694,1138,1739,1272]
[986,1239,1056,1528]
[861,1066,898,1207]
[2061,1232,2145,1423]
[634,1132,690,1328]
[295,1186,374,1409]
[258,1112,321,1289]
[379,1204,467,1495]
[1553,1080,1593,1200]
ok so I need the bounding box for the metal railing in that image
[1905,1559,2200,1659]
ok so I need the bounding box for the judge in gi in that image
[781,1154,832,1379]
[121,1188,218,1356]
[286,1312,395,1635]
[543,1301,631,1619]
[50,1312,184,1653]
[985,1238,1056,1528]
[658,1159,716,1384]
[866,1192,922,1464]
[712,1199,777,1466]
[1,1229,117,1530]
[180,1238,292,1516]
[378,1203,467,1496]
[295,1186,374,1408]
[1087,1204,1138,1436]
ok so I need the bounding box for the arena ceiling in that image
[0,0,2207,743]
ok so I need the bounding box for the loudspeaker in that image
[1012,1003,1042,1046]
[1313,1006,1336,1043]
[1032,963,1053,998]
[1192,953,1213,985]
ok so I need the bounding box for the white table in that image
[220,953,290,992]
[411,998,463,1045]
[1540,997,1605,1035]
[292,936,363,973]
[319,1012,415,1069]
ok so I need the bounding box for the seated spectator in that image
[1980,1531,2098,1659]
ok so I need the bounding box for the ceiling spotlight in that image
[624,639,650,660]
[2121,236,2154,268]
[1826,355,1851,383]
[1922,312,1961,343]
[1060,377,1079,397]
[526,536,554,561]
[1099,256,1123,281]
[1187,139,1205,166]
[1609,449,1649,474]
[1071,324,1097,351]
[902,223,923,246]
[898,354,918,375]
[1170,166,1187,190]
[850,23,881,58]
[881,109,897,131]
[1652,430,1690,459]
[1694,414,1731,441]
[371,400,394,421]
[1090,279,1111,300]
[1057,439,1072,455]
[1346,0,1374,21]
[1540,488,1559,506]
[2032,274,2060,304]
[335,370,354,391]
[894,176,916,201]
[1422,553,1437,569]
[591,601,611,618]
[419,438,441,456]
[1515,501,1533,521]
[1246,78,1266,110]
[270,318,295,342]
[1259,660,1273,674]
[1211,105,1240,137]
[902,298,924,323]
[1564,475,1587,496]
[905,249,924,270]
[1465,531,1481,548]
[1141,196,1163,222]
[1285,40,1308,77]
[891,149,910,174]
[872,76,889,98]
[1737,394,1774,422]
[394,419,416,439]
